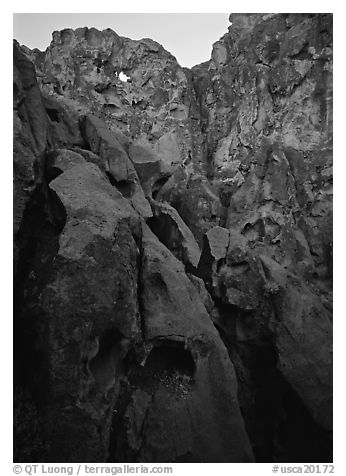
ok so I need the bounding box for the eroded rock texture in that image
[14,13,332,463]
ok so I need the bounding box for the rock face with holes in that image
[111,224,253,462]
[14,141,253,462]
[13,37,253,462]
[29,27,205,174]
[14,13,332,464]
[189,15,333,460]
[192,13,332,300]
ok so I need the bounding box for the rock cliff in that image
[13,13,332,463]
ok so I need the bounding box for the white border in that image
[3,3,344,474]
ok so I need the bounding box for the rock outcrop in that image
[112,224,253,462]
[192,14,332,296]
[14,13,332,463]
[13,42,48,270]
[147,200,201,270]
[197,227,332,460]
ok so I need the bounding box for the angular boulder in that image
[82,115,152,218]
[148,200,201,270]
[114,223,254,462]
[128,142,164,196]
[21,160,142,461]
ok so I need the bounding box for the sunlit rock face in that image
[14,13,332,463]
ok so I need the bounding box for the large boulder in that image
[15,156,254,463]
[156,169,225,245]
[197,226,230,286]
[113,224,254,462]
[45,149,86,181]
[82,115,152,218]
[43,95,84,149]
[18,160,142,461]
[147,200,201,270]
[128,141,167,197]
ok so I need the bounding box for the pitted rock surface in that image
[14,14,332,463]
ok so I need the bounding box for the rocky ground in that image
[13,13,332,463]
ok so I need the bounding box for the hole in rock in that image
[107,176,134,199]
[118,71,131,83]
[151,175,170,199]
[105,172,132,196]
[146,344,195,376]
[46,108,60,122]
[128,341,195,396]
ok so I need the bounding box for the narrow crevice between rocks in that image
[194,244,332,462]
[46,107,60,123]
[146,214,182,261]
[209,297,332,462]
[146,211,199,276]
[134,229,146,341]
[14,181,67,462]
[107,227,146,462]
[152,176,170,200]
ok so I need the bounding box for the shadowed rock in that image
[117,223,254,462]
[21,161,141,461]
[260,255,332,431]
[148,200,201,270]
[13,14,333,463]
[82,115,152,218]
[13,41,48,268]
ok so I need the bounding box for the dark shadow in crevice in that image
[88,329,126,400]
[128,340,196,395]
[108,340,196,463]
[211,297,332,462]
[45,166,63,184]
[147,214,181,257]
[146,212,198,276]
[274,378,332,462]
[14,184,67,461]
[46,108,60,123]
[146,343,195,377]
[14,185,66,385]
[105,173,134,199]
[152,176,170,200]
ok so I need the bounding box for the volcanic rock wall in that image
[13,13,332,463]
